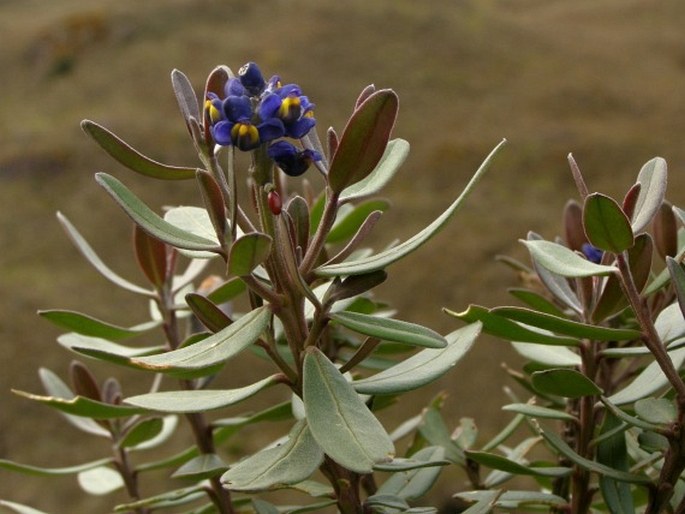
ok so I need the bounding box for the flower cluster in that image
[206,62,321,176]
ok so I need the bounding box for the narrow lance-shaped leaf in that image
[185,293,231,332]
[38,310,159,341]
[124,375,278,413]
[221,420,324,491]
[196,169,228,248]
[228,233,272,276]
[490,306,641,341]
[631,157,667,233]
[353,323,480,395]
[539,428,649,484]
[531,368,602,399]
[445,305,580,347]
[654,201,678,259]
[303,347,394,473]
[12,389,146,418]
[592,233,653,323]
[667,256,685,319]
[134,225,169,288]
[130,306,271,376]
[597,413,634,514]
[608,347,685,405]
[328,89,399,193]
[172,453,228,481]
[57,212,152,296]
[0,500,51,514]
[95,173,222,253]
[317,139,506,276]
[171,69,200,128]
[583,193,634,253]
[339,138,410,202]
[521,239,617,278]
[0,457,113,477]
[330,311,447,349]
[81,120,197,180]
[327,199,390,244]
[376,446,446,501]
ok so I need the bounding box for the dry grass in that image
[2,0,685,510]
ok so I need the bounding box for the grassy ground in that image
[2,0,685,511]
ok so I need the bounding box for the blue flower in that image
[268,141,321,177]
[581,243,603,264]
[260,84,316,139]
[238,62,266,96]
[205,62,316,152]
[211,95,284,151]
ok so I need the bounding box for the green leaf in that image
[77,466,125,495]
[668,257,685,319]
[130,306,270,377]
[185,293,231,332]
[113,485,204,512]
[163,206,222,259]
[171,69,200,126]
[597,413,635,514]
[592,233,653,322]
[12,389,145,418]
[95,173,221,253]
[583,193,634,253]
[228,233,272,276]
[134,224,169,287]
[456,490,568,510]
[353,323,480,395]
[417,405,464,465]
[454,490,500,514]
[327,199,390,244]
[37,368,110,437]
[119,418,164,448]
[221,420,323,491]
[316,139,506,276]
[0,500,51,514]
[635,398,676,425]
[631,157,667,233]
[521,239,618,277]
[81,120,197,180]
[38,310,159,341]
[207,277,247,304]
[539,428,649,484]
[331,311,446,349]
[303,347,394,473]
[376,446,445,501]
[607,347,685,405]
[465,450,569,478]
[507,288,566,317]
[502,403,577,422]
[124,375,278,413]
[172,453,228,480]
[527,234,582,314]
[531,369,602,398]
[510,342,582,367]
[445,305,580,346]
[252,499,279,514]
[373,454,450,472]
[57,333,164,368]
[0,457,112,477]
[491,306,641,341]
[57,212,152,296]
[328,90,399,193]
[339,138,410,202]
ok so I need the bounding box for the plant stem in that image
[616,252,685,512]
[616,253,685,402]
[300,188,340,276]
[320,457,364,514]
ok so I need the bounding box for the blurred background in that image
[2,0,685,511]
